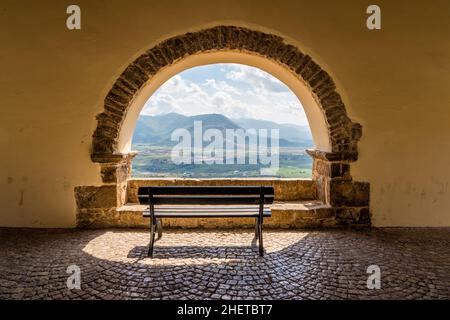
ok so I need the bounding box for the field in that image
[131,144,312,178]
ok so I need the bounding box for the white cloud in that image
[203,79,241,96]
[141,64,308,126]
[225,64,289,94]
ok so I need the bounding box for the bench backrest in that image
[138,186,275,205]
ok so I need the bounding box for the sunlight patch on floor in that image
[82,230,309,265]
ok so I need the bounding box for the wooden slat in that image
[143,210,271,218]
[138,195,275,199]
[137,186,275,196]
[153,205,271,212]
[138,195,274,205]
[144,208,271,213]
[143,204,271,218]
[141,195,275,198]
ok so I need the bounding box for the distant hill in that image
[132,112,313,148]
[232,117,313,147]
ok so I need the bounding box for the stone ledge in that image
[91,152,138,164]
[78,201,371,229]
[306,149,358,162]
[117,200,330,213]
[112,200,336,229]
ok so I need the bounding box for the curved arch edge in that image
[91,25,361,162]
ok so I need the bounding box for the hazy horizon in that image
[137,111,311,129]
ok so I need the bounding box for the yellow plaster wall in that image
[0,0,449,227]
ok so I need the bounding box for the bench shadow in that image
[128,240,261,260]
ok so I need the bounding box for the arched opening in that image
[116,51,331,155]
[131,63,314,179]
[76,26,370,229]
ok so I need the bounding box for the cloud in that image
[141,64,308,126]
[225,65,289,94]
[203,79,241,96]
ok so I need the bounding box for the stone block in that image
[74,185,119,209]
[329,181,370,207]
[335,207,359,220]
[313,159,351,180]
[101,163,129,183]
[335,207,370,228]
[76,208,119,228]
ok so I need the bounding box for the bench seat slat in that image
[143,211,271,218]
[152,205,271,212]
[138,195,274,205]
[138,186,274,196]
[143,205,272,210]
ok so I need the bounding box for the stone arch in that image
[92,26,361,162]
[78,26,370,229]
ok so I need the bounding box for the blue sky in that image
[140,63,308,126]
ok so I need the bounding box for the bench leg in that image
[254,218,259,238]
[258,220,264,257]
[148,220,156,257]
[156,219,163,240]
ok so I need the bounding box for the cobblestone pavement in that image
[0,228,449,299]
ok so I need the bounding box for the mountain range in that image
[132,113,313,148]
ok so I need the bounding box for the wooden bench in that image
[138,186,275,257]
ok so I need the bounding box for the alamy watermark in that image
[66,5,81,30]
[170,121,279,175]
[367,5,381,30]
[66,5,381,31]
[66,264,81,290]
[367,265,381,289]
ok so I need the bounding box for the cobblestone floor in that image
[0,228,449,300]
